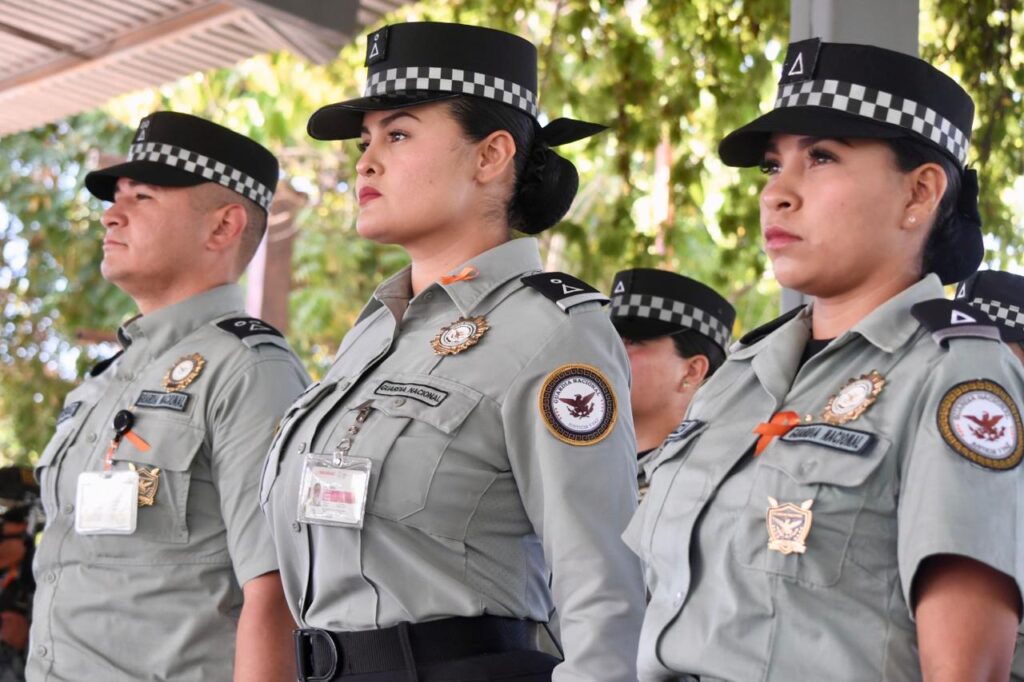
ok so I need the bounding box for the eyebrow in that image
[112,180,156,199]
[360,110,421,134]
[764,136,854,154]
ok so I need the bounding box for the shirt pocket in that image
[358,373,482,526]
[260,381,339,506]
[730,434,892,587]
[36,401,92,518]
[640,423,710,558]
[86,416,205,561]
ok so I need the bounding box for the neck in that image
[128,277,232,316]
[634,407,689,453]
[810,271,919,339]
[406,222,508,295]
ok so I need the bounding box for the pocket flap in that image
[768,427,891,487]
[646,420,709,479]
[113,417,205,471]
[362,374,482,435]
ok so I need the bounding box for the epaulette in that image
[214,316,289,350]
[911,298,1002,346]
[736,306,805,347]
[88,350,123,377]
[521,272,608,313]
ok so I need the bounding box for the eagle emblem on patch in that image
[539,364,617,445]
[938,379,1023,470]
[822,370,885,425]
[163,353,205,392]
[766,497,814,555]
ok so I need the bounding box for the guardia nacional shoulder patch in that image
[937,379,1023,470]
[539,364,617,445]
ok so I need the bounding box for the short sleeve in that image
[898,340,1024,617]
[500,305,645,681]
[210,353,310,586]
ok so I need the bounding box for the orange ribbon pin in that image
[753,411,801,456]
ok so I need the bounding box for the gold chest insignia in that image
[163,353,206,392]
[822,370,885,425]
[766,497,814,555]
[128,463,161,507]
[431,316,489,355]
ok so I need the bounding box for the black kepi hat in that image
[956,270,1024,343]
[307,22,603,146]
[610,268,736,352]
[718,38,981,285]
[85,112,279,213]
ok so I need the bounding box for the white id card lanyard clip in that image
[297,402,373,529]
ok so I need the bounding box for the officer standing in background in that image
[262,21,645,681]
[28,112,309,681]
[609,268,735,493]
[627,38,1023,680]
[957,269,1024,682]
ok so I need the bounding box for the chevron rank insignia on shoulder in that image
[521,272,608,312]
[910,299,1002,346]
[216,317,284,339]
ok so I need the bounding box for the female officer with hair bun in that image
[260,21,644,682]
[626,39,1024,680]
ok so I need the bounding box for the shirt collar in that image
[848,274,944,352]
[433,238,544,317]
[119,284,245,357]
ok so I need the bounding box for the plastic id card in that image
[75,470,139,535]
[297,454,371,529]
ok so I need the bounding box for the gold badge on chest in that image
[822,370,885,425]
[128,463,161,507]
[431,316,489,356]
[766,497,814,555]
[163,353,205,392]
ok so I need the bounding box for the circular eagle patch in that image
[938,379,1023,470]
[539,364,617,445]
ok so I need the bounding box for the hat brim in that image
[718,106,910,167]
[308,92,461,141]
[612,317,684,342]
[85,161,207,202]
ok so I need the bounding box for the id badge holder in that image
[75,470,139,535]
[297,453,372,529]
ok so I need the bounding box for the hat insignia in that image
[822,370,885,425]
[613,280,626,295]
[787,51,805,78]
[365,26,389,66]
[766,497,814,555]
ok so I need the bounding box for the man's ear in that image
[205,203,247,253]
[474,129,517,186]
[903,162,948,232]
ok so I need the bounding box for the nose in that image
[101,201,125,230]
[355,141,380,178]
[760,165,800,214]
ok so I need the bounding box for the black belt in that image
[294,616,539,681]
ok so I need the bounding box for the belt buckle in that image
[294,628,339,682]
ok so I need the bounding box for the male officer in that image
[28,112,309,681]
[609,268,735,493]
[958,269,1024,682]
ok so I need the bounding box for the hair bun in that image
[512,143,579,234]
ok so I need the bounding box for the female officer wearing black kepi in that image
[626,39,1024,680]
[260,22,644,682]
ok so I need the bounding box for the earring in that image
[681,381,691,390]
[907,215,917,224]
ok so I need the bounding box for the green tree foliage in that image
[1,1,1022,462]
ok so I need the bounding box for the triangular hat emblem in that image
[951,309,976,324]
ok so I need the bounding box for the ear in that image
[903,162,948,232]
[474,129,517,186]
[679,354,710,391]
[204,203,247,253]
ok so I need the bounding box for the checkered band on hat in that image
[774,78,969,165]
[365,66,539,118]
[127,142,275,211]
[611,293,732,349]
[971,297,1024,329]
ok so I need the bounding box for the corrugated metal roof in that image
[0,0,408,136]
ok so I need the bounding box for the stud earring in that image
[908,215,917,224]
[682,381,691,390]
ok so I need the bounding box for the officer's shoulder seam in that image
[520,271,609,313]
[910,298,1002,347]
[211,316,291,351]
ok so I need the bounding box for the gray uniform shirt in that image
[625,275,1024,681]
[261,238,645,681]
[28,284,310,682]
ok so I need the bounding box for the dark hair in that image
[447,96,580,233]
[671,331,726,378]
[885,137,964,279]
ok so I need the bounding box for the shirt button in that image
[392,398,406,407]
[87,433,98,443]
[673,592,684,607]
[62,503,74,515]
[800,461,817,475]
[423,291,434,301]
[380,339,390,349]
[339,380,351,391]
[291,522,301,532]
[298,443,306,454]
[35,645,47,658]
[46,573,56,584]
